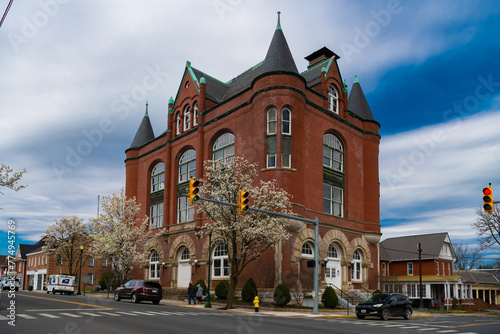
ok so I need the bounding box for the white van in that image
[47,275,76,295]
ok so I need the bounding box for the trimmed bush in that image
[215,280,230,299]
[321,286,338,309]
[372,289,382,295]
[241,278,258,302]
[194,279,208,295]
[273,283,291,306]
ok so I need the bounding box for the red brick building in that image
[125,14,381,294]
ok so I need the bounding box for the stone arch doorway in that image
[177,246,191,288]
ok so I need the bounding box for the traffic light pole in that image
[195,196,321,314]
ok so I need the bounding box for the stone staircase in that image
[163,288,188,301]
[334,289,369,309]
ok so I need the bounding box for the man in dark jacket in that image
[187,283,196,305]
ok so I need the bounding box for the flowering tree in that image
[43,216,89,276]
[0,163,26,194]
[197,157,293,309]
[89,188,163,285]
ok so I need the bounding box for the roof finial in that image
[276,11,281,30]
[145,100,149,116]
[354,75,359,83]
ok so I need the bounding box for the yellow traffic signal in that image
[238,190,249,214]
[483,184,493,214]
[189,179,200,205]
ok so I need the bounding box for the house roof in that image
[348,76,375,121]
[129,103,155,149]
[380,232,454,262]
[17,237,46,259]
[455,270,500,284]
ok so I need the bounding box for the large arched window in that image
[352,250,362,281]
[327,243,340,259]
[267,108,276,135]
[149,250,160,280]
[179,247,190,261]
[213,243,229,278]
[193,102,199,126]
[150,162,165,193]
[282,108,291,135]
[328,85,339,114]
[183,105,191,131]
[301,241,314,258]
[212,133,235,163]
[323,134,343,172]
[178,149,196,184]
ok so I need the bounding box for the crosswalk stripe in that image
[436,330,458,333]
[97,312,121,316]
[0,315,9,321]
[116,311,139,316]
[417,328,441,331]
[130,311,158,316]
[16,314,36,319]
[79,312,102,317]
[39,313,60,318]
[60,313,82,318]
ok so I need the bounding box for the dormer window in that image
[185,81,189,88]
[328,85,338,114]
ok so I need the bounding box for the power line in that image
[0,0,14,28]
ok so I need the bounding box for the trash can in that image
[28,285,33,291]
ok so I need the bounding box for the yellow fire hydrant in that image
[253,296,260,312]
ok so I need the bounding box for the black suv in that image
[410,298,440,310]
[114,279,162,304]
[356,293,412,320]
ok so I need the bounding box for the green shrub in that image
[273,283,291,306]
[372,289,382,295]
[321,286,338,309]
[215,280,230,299]
[241,278,258,302]
[194,279,208,295]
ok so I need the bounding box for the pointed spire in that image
[262,12,298,74]
[129,107,155,149]
[348,76,374,121]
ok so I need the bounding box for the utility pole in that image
[418,242,423,311]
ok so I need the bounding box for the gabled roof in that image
[348,76,375,121]
[380,232,454,262]
[17,237,46,259]
[455,270,500,284]
[129,103,155,149]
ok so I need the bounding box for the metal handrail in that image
[359,285,372,298]
[327,283,355,307]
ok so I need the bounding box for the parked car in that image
[356,293,412,320]
[0,277,20,291]
[410,298,440,310]
[114,279,162,304]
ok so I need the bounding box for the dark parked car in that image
[410,298,440,310]
[114,279,162,304]
[356,293,412,320]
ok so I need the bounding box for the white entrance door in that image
[177,247,191,288]
[325,260,341,288]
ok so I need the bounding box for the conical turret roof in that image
[261,12,298,74]
[129,102,155,149]
[348,76,374,121]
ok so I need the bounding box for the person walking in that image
[187,283,196,305]
[196,284,204,304]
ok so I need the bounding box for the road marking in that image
[39,313,60,318]
[0,315,9,321]
[436,330,458,333]
[15,293,117,310]
[16,314,36,319]
[130,311,158,316]
[417,328,441,331]
[448,321,500,329]
[97,312,121,316]
[116,311,139,316]
[60,313,82,318]
[79,312,102,317]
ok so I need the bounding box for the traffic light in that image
[189,179,200,205]
[238,190,249,214]
[483,184,493,214]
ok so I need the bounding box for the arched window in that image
[177,196,194,223]
[176,112,181,135]
[282,108,291,135]
[301,242,314,258]
[213,243,229,278]
[149,250,160,280]
[212,132,235,163]
[267,108,276,135]
[328,85,339,113]
[352,250,362,281]
[178,149,196,184]
[179,247,190,261]
[323,134,343,172]
[193,102,199,126]
[183,105,191,131]
[327,243,340,259]
[151,162,165,193]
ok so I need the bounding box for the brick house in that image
[380,232,474,309]
[125,13,381,295]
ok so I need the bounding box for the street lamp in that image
[205,231,212,308]
[77,245,83,295]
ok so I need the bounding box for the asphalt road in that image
[1,291,499,334]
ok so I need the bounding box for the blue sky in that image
[1,0,499,264]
